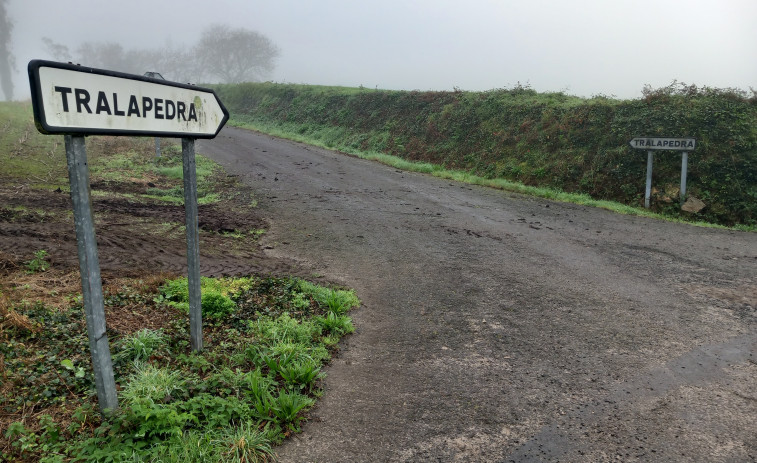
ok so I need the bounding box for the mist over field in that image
[2,0,756,101]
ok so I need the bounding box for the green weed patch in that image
[1,273,359,462]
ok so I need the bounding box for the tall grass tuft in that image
[120,363,188,404]
[114,329,165,363]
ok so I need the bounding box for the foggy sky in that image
[7,0,757,100]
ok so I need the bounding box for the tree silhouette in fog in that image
[0,0,15,101]
[41,24,279,85]
[194,24,280,84]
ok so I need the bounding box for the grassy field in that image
[0,101,68,186]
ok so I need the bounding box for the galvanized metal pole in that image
[155,137,161,158]
[182,138,203,352]
[680,151,688,205]
[644,150,654,209]
[64,135,118,414]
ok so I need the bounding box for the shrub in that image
[252,313,321,344]
[114,329,165,363]
[278,359,324,390]
[315,312,354,335]
[120,363,188,404]
[158,277,238,318]
[273,391,314,431]
[297,280,360,315]
[25,249,50,273]
[214,422,275,463]
[201,291,236,318]
[178,394,251,429]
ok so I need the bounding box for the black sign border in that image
[28,59,229,139]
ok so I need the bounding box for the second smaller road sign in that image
[629,137,696,151]
[28,60,228,139]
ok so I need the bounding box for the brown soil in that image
[0,176,294,280]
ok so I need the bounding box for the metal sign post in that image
[629,137,696,209]
[645,151,654,209]
[29,60,228,413]
[182,138,203,352]
[65,135,119,413]
[680,151,688,205]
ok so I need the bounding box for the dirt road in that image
[200,127,756,462]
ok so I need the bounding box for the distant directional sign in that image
[28,60,228,138]
[629,137,696,151]
[629,136,696,209]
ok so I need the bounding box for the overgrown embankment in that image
[214,82,757,227]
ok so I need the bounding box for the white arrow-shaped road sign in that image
[28,60,228,138]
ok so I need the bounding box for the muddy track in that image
[0,173,294,279]
[199,127,756,462]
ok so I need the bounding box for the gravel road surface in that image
[200,127,756,462]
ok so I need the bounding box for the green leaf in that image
[60,359,74,370]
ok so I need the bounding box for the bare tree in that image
[0,0,15,101]
[194,24,279,83]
